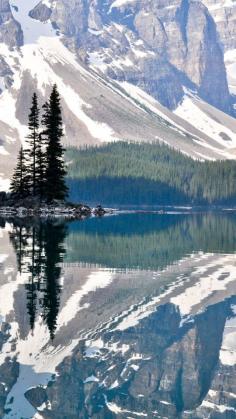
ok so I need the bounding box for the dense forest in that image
[66,142,236,205]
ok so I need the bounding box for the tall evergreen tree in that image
[42,85,68,202]
[35,133,47,200]
[10,147,29,197]
[26,93,40,196]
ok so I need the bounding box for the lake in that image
[0,212,236,418]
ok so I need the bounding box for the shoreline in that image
[0,205,235,219]
[0,203,110,218]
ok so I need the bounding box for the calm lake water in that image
[0,212,236,418]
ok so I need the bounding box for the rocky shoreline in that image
[0,198,109,219]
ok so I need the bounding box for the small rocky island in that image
[1,86,108,219]
[0,193,107,218]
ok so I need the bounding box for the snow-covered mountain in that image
[0,0,236,188]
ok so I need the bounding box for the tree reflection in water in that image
[9,219,67,339]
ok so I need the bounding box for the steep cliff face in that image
[202,0,236,106]
[29,0,232,113]
[202,0,236,51]
[0,0,23,47]
[0,0,235,188]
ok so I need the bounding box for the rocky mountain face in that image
[202,0,236,101]
[0,0,22,47]
[30,0,232,114]
[202,0,236,51]
[0,0,235,188]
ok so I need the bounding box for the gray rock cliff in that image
[28,0,232,113]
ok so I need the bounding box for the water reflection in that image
[0,213,236,418]
[66,213,236,269]
[9,220,67,339]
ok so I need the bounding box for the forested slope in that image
[67,142,236,205]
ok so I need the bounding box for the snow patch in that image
[11,0,55,44]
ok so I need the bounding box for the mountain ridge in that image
[0,0,235,189]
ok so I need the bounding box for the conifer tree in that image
[10,147,29,197]
[26,93,40,196]
[42,85,68,202]
[35,133,47,200]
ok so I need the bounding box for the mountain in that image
[31,0,232,112]
[201,0,236,115]
[0,0,236,189]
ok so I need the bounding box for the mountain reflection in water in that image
[0,213,236,418]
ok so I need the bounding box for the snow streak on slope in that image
[120,82,236,159]
[0,36,117,142]
[110,0,137,10]
[175,96,236,152]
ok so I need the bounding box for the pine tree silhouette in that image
[10,87,68,203]
[42,85,68,202]
[36,133,47,200]
[10,147,29,198]
[25,93,40,196]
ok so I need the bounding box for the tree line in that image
[10,85,68,203]
[66,142,236,205]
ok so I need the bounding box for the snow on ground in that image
[0,176,10,191]
[0,146,9,155]
[0,35,117,145]
[11,0,55,44]
[119,81,191,130]
[0,79,28,143]
[201,400,236,414]
[109,0,137,12]
[0,1,119,151]
[205,0,236,12]
[175,96,236,149]
[225,49,236,95]
[104,395,148,416]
